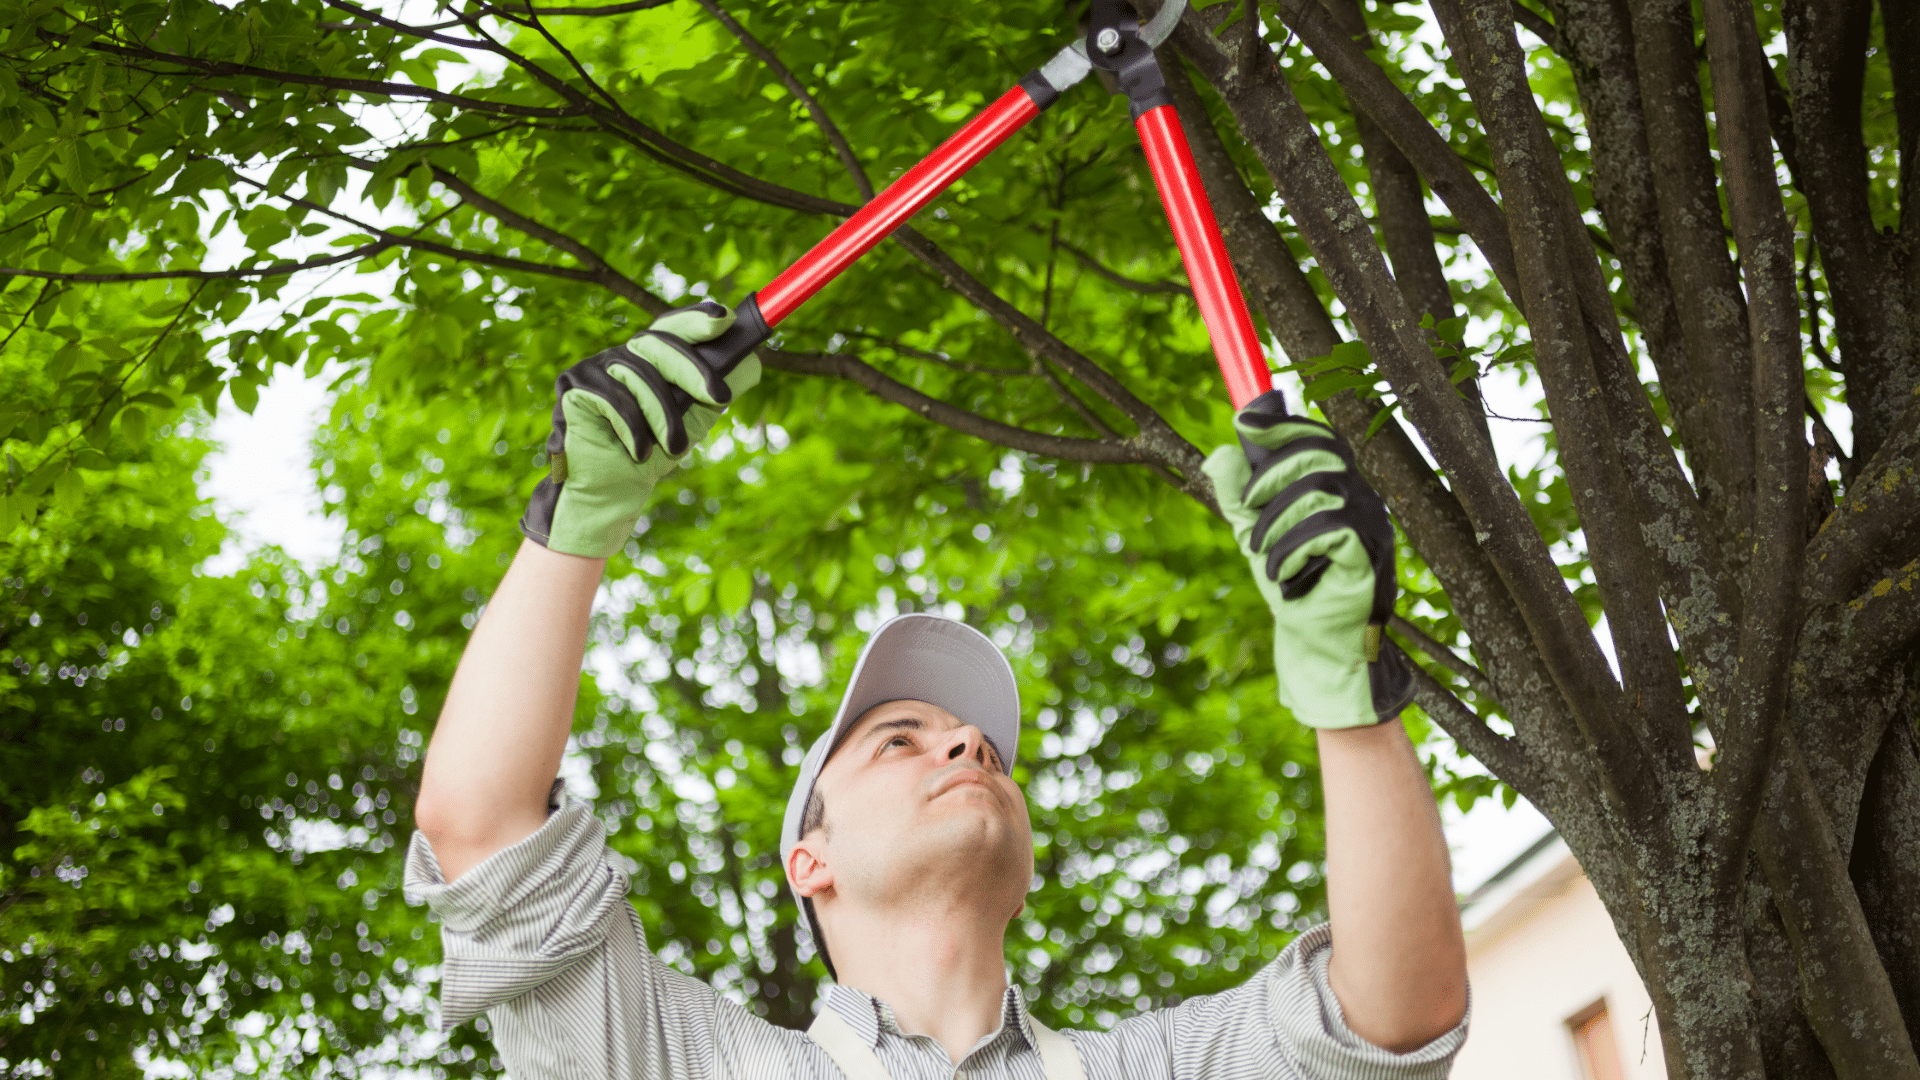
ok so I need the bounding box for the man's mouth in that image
[931,769,995,799]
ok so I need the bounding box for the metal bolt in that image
[1095,27,1122,54]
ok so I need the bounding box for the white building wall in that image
[1450,839,1667,1080]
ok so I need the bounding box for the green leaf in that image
[4,142,53,197]
[1365,399,1403,439]
[717,565,752,616]
[811,558,843,598]
[1301,371,1381,403]
[118,405,148,446]
[683,576,711,615]
[230,377,260,415]
[52,466,83,507]
[1327,340,1371,370]
[406,164,433,206]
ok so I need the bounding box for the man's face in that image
[793,699,1035,924]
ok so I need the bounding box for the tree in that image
[0,404,482,1075]
[1,0,1915,1077]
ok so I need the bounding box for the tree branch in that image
[1269,0,1526,307]
[1699,0,1811,885]
[1162,39,1596,796]
[1511,1,1561,51]
[1035,231,1192,297]
[426,166,666,314]
[840,332,1031,377]
[1804,390,1920,609]
[758,350,1160,468]
[1430,0,1691,781]
[77,22,858,220]
[885,227,1213,503]
[1324,0,1492,450]
[1625,0,1758,546]
[70,32,587,118]
[1389,615,1499,704]
[0,281,58,354]
[1400,653,1543,800]
[1751,733,1920,1078]
[230,175,620,292]
[1174,9,1638,784]
[491,0,675,15]
[1784,0,1914,467]
[695,0,875,200]
[0,238,395,283]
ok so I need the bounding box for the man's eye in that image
[885,735,913,749]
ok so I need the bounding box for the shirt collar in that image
[823,983,1036,1054]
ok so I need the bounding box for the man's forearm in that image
[1318,720,1469,1051]
[415,538,607,881]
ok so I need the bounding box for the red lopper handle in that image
[1133,104,1272,410]
[757,86,1044,327]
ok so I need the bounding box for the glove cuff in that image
[1369,642,1416,722]
[520,475,562,550]
[1281,633,1416,729]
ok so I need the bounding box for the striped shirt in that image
[403,794,1466,1080]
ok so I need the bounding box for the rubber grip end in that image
[692,293,772,377]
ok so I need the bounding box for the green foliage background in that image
[0,0,1590,1075]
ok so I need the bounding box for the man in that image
[406,305,1469,1078]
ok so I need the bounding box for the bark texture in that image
[1157,0,1918,1076]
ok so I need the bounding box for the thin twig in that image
[696,0,873,199]
[1805,394,1850,471]
[476,0,629,116]
[1038,231,1192,297]
[1399,649,1541,797]
[1511,2,1561,54]
[1480,399,1552,423]
[0,281,59,354]
[19,280,209,491]
[426,167,664,313]
[488,0,673,16]
[0,238,396,283]
[63,25,851,218]
[1388,614,1500,703]
[840,331,1030,377]
[762,350,1147,464]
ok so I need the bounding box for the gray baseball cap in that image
[779,612,1021,974]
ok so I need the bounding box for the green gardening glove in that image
[1200,390,1413,728]
[520,302,762,558]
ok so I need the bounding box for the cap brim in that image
[780,613,1021,860]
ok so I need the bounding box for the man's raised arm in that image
[415,542,605,881]
[1202,390,1468,1052]
[413,303,762,882]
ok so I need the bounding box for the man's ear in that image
[787,838,834,900]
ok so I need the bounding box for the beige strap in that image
[807,1004,1087,1080]
[1029,1017,1089,1080]
[808,1007,895,1080]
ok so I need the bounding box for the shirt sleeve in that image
[401,792,815,1080]
[1072,923,1467,1080]
[1276,923,1468,1080]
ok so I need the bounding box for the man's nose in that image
[941,725,993,767]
